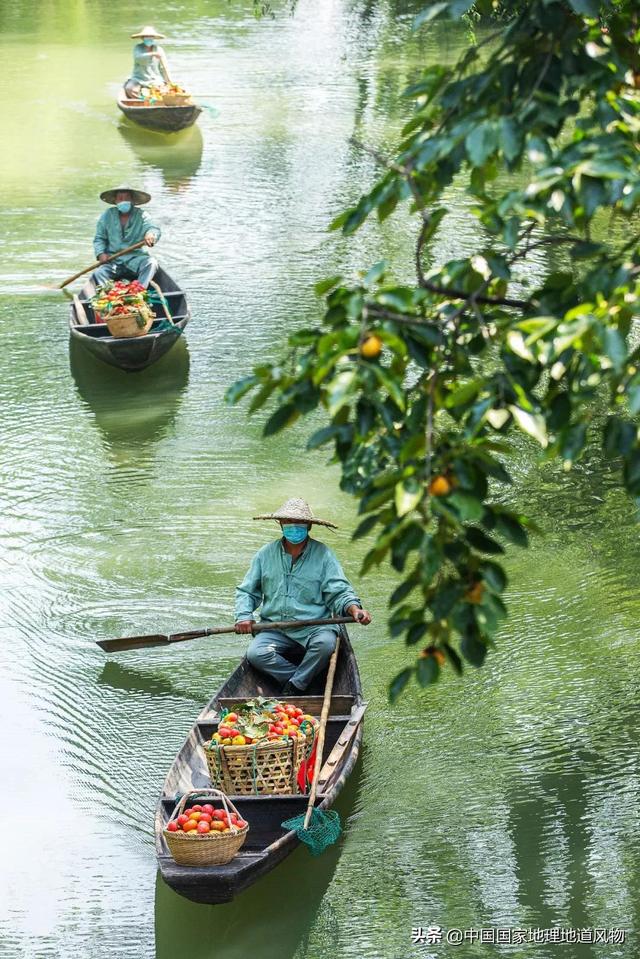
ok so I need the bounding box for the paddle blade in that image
[97,634,170,653]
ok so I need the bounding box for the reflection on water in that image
[154,755,364,959]
[69,337,190,460]
[98,660,192,700]
[118,122,204,194]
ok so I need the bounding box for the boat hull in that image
[68,266,190,372]
[155,630,366,903]
[117,94,201,133]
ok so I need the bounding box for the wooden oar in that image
[53,240,147,290]
[97,615,357,653]
[302,634,340,829]
[279,636,343,854]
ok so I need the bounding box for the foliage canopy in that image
[228,0,640,700]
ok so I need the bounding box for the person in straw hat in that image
[235,498,372,695]
[124,25,173,99]
[92,186,160,289]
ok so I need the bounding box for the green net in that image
[281,808,342,856]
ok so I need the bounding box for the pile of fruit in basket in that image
[92,280,155,328]
[166,801,247,836]
[140,81,192,104]
[207,698,319,748]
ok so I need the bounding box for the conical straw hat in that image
[100,184,151,206]
[253,498,337,530]
[131,25,166,39]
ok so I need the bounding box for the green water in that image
[1,3,639,958]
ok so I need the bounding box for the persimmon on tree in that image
[228,1,640,700]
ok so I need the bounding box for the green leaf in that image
[314,275,342,297]
[263,403,299,437]
[466,528,505,555]
[420,535,442,582]
[548,393,571,431]
[465,121,499,167]
[460,633,487,667]
[448,491,484,523]
[226,374,259,405]
[446,379,482,409]
[480,561,507,593]
[432,580,464,618]
[416,655,440,686]
[623,450,640,496]
[363,261,387,287]
[560,422,587,463]
[389,575,420,607]
[371,364,406,411]
[327,370,357,415]
[307,424,340,450]
[628,376,640,416]
[407,622,429,646]
[389,667,413,703]
[509,406,548,448]
[499,117,523,164]
[568,0,599,14]
[400,433,426,465]
[376,288,416,312]
[495,514,529,547]
[443,643,463,676]
[603,417,636,457]
[395,481,423,517]
[603,328,627,373]
[352,514,380,540]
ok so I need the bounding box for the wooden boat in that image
[117,88,202,133]
[68,266,189,372]
[155,628,366,904]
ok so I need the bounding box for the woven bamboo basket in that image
[106,309,153,338]
[204,736,306,795]
[163,789,248,867]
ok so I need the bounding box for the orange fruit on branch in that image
[465,581,485,604]
[360,334,383,359]
[428,475,452,497]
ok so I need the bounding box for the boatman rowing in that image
[92,185,160,289]
[124,25,173,99]
[235,498,372,695]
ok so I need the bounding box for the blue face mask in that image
[116,200,132,214]
[143,38,156,47]
[282,524,308,545]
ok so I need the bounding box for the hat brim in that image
[131,32,166,39]
[253,514,338,530]
[100,188,151,206]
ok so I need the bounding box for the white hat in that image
[131,25,166,39]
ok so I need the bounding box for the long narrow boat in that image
[155,628,366,904]
[68,266,189,372]
[117,88,202,133]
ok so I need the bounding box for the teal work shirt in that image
[93,207,161,270]
[129,43,168,85]
[235,537,361,641]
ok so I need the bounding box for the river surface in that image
[1,3,639,958]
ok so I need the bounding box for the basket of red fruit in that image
[91,280,155,338]
[164,788,249,866]
[203,698,319,796]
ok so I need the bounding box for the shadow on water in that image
[117,121,204,194]
[69,336,190,456]
[154,753,365,959]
